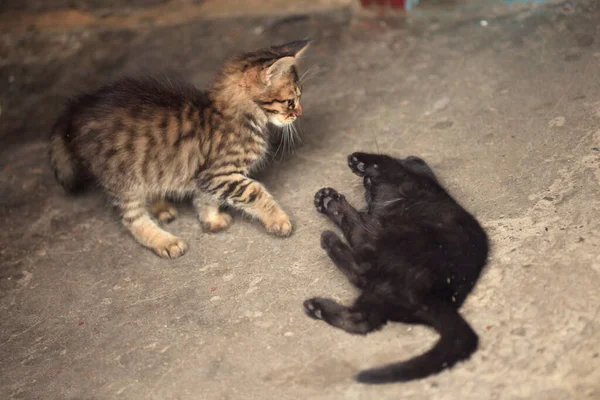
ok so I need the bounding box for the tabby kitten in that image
[50,40,309,258]
[304,152,489,384]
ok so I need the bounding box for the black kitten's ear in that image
[402,156,438,181]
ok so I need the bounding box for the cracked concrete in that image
[1,0,599,399]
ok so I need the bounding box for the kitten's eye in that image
[287,99,294,108]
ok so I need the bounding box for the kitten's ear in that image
[287,39,310,58]
[261,56,295,86]
[260,40,310,85]
[272,39,310,58]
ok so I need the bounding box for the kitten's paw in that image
[201,212,233,232]
[154,236,188,259]
[314,188,345,214]
[303,298,325,320]
[348,152,380,177]
[304,297,343,320]
[265,211,293,237]
[150,200,178,224]
[320,230,341,250]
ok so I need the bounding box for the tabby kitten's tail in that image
[356,303,479,384]
[49,111,87,193]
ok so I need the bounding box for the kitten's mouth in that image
[270,116,297,126]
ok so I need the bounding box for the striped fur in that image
[49,40,309,258]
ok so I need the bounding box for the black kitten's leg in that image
[347,153,387,206]
[314,188,360,227]
[314,187,371,241]
[314,188,375,250]
[321,230,367,287]
[303,295,385,335]
[347,152,386,177]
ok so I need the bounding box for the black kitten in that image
[304,152,489,384]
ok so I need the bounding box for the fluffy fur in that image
[304,152,489,384]
[49,40,309,258]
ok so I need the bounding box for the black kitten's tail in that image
[356,303,478,384]
[49,109,87,194]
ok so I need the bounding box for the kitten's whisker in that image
[282,126,289,161]
[284,125,293,159]
[296,123,305,142]
[373,198,404,209]
[290,126,297,152]
[300,74,318,84]
[283,124,299,156]
[287,123,300,152]
[282,126,288,158]
[299,66,320,83]
[292,123,303,145]
[289,125,296,153]
[273,126,285,160]
[374,135,381,154]
[299,67,314,82]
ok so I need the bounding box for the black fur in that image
[304,152,489,384]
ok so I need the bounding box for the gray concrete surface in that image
[1,0,599,399]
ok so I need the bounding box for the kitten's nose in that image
[295,104,303,116]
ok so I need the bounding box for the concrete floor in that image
[1,0,599,399]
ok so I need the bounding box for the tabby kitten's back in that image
[50,40,309,258]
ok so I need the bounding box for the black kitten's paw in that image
[314,187,345,214]
[348,152,380,177]
[320,230,342,250]
[303,298,325,320]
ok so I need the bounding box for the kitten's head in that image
[214,40,309,126]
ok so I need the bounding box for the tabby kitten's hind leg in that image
[149,199,178,224]
[193,196,233,232]
[303,295,385,335]
[119,196,188,259]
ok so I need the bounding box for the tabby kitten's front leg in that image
[197,173,292,236]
